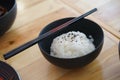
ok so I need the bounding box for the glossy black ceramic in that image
[38,18,104,69]
[0,0,17,36]
[0,61,20,80]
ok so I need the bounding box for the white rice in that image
[50,31,95,58]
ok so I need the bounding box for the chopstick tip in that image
[3,54,8,60]
[95,8,97,11]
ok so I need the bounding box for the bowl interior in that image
[0,61,20,80]
[0,0,15,11]
[39,18,104,56]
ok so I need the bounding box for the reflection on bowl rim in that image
[16,72,21,80]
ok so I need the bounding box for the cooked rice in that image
[50,31,95,58]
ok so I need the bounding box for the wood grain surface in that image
[0,0,120,80]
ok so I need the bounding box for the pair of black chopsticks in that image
[4,8,97,60]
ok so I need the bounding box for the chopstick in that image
[3,8,97,60]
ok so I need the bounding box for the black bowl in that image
[0,0,17,36]
[38,18,104,69]
[0,61,20,80]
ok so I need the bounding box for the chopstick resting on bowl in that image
[4,8,97,60]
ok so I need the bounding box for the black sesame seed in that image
[67,35,70,37]
[60,41,62,43]
[54,52,57,55]
[71,37,74,39]
[74,35,77,37]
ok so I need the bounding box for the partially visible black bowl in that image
[0,0,17,36]
[38,17,104,69]
[0,61,20,80]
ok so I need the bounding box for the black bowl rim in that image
[0,61,21,80]
[39,17,104,60]
[0,0,16,19]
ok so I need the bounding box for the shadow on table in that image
[53,60,104,80]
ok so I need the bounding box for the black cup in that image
[38,18,104,69]
[0,0,17,36]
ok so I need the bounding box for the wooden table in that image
[0,0,120,80]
